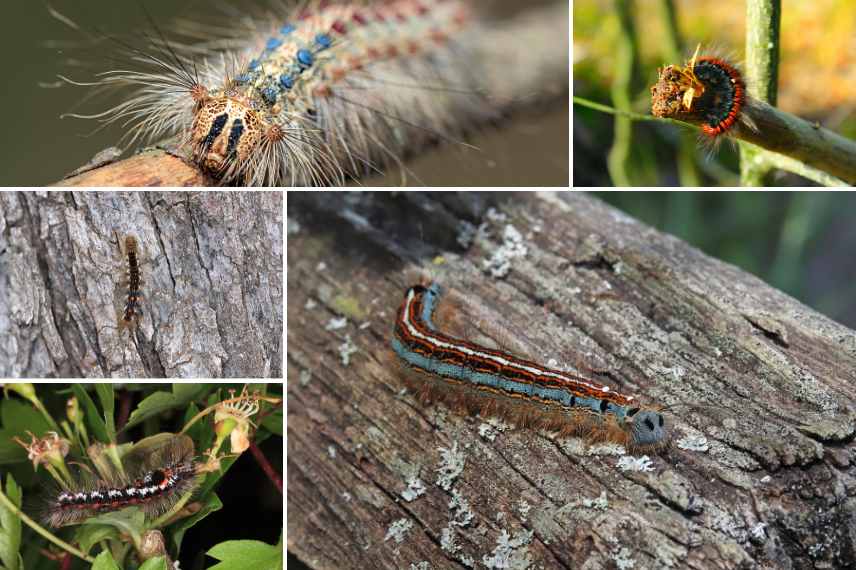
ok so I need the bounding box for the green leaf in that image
[124,387,205,431]
[95,385,116,442]
[81,507,144,547]
[0,475,22,570]
[197,455,238,500]
[91,550,121,570]
[170,493,223,553]
[0,430,27,465]
[172,383,208,402]
[0,399,51,438]
[71,385,109,443]
[138,556,168,570]
[206,540,282,570]
[261,408,283,436]
[72,524,119,555]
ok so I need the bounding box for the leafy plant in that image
[0,384,282,570]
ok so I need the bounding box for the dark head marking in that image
[630,410,666,446]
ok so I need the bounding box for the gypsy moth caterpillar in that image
[118,234,143,334]
[41,434,200,528]
[53,1,569,186]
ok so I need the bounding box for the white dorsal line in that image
[401,288,634,401]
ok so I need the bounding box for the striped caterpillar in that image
[392,283,667,450]
[117,234,143,334]
[43,434,200,528]
[59,0,502,186]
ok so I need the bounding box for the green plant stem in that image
[574,97,688,125]
[607,0,638,186]
[0,488,94,564]
[740,0,782,185]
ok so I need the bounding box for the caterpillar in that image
[43,434,200,528]
[118,234,143,334]
[650,44,756,141]
[58,0,499,186]
[391,283,667,450]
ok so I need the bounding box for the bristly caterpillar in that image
[651,44,757,143]
[392,282,668,451]
[119,234,143,334]
[42,434,200,528]
[58,0,501,186]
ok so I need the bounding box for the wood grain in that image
[287,192,856,569]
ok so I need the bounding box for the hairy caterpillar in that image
[43,434,200,528]
[392,283,667,450]
[57,0,567,186]
[651,44,757,142]
[118,234,143,334]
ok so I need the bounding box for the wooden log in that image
[287,191,856,569]
[0,191,283,378]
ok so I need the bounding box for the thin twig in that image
[248,440,283,496]
[577,96,852,186]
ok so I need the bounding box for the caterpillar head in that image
[627,408,666,446]
[189,88,267,179]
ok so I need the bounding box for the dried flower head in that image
[13,431,70,471]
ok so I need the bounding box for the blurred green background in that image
[574,0,856,186]
[2,1,568,187]
[595,192,856,329]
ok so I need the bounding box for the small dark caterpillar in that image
[650,44,756,143]
[43,434,200,528]
[119,234,143,334]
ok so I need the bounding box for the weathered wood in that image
[287,192,856,569]
[0,191,283,378]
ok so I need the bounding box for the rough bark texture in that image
[0,191,283,378]
[287,191,856,570]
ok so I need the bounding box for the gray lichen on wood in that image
[287,192,856,569]
[0,191,282,378]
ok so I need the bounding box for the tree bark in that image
[287,191,856,570]
[0,191,283,378]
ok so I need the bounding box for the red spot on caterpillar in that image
[331,20,347,35]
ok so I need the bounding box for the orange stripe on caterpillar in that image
[392,283,667,450]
